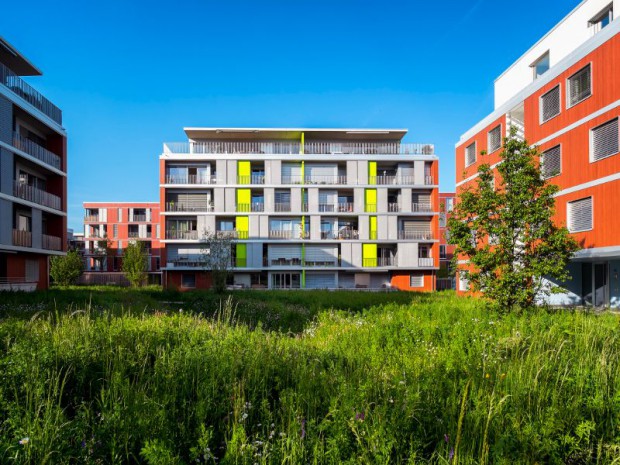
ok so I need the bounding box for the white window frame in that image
[566,63,592,109]
[487,124,502,154]
[530,51,550,80]
[567,196,593,233]
[590,117,619,163]
[465,142,476,167]
[539,84,561,124]
[541,144,562,179]
[589,4,613,33]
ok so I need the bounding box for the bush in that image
[49,250,83,286]
[122,241,147,287]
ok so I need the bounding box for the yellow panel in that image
[236,189,251,212]
[369,216,377,239]
[238,161,251,184]
[236,216,249,239]
[368,161,377,184]
[362,243,377,267]
[365,189,377,212]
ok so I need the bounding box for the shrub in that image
[49,250,83,286]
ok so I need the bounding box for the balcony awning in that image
[184,128,408,141]
[0,36,42,76]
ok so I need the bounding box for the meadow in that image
[0,289,619,464]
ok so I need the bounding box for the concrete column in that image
[291,188,302,212]
[216,160,227,184]
[308,188,319,212]
[377,188,388,214]
[401,188,412,212]
[357,161,368,185]
[214,188,225,211]
[354,188,364,212]
[359,215,369,240]
[310,215,321,240]
[414,161,425,185]
[264,188,274,212]
[347,160,358,185]
[387,216,398,240]
[227,160,237,184]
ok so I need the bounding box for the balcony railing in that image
[303,259,339,267]
[128,231,140,238]
[13,181,62,211]
[418,257,434,267]
[42,234,62,251]
[362,257,396,267]
[84,214,99,222]
[398,231,433,240]
[411,203,433,212]
[131,214,147,222]
[281,175,303,184]
[169,258,203,268]
[365,204,377,213]
[163,141,434,156]
[166,230,199,240]
[318,203,336,212]
[425,176,434,185]
[251,202,265,212]
[216,230,249,239]
[388,203,400,212]
[12,132,62,170]
[0,61,62,124]
[274,202,291,212]
[304,175,347,185]
[370,175,416,185]
[165,174,217,185]
[12,229,32,247]
[269,230,309,239]
[338,202,354,213]
[270,258,302,266]
[237,175,265,184]
[236,203,264,213]
[165,201,214,212]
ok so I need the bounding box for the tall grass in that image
[0,293,619,463]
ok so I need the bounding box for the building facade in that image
[160,128,439,290]
[0,37,67,290]
[455,0,620,307]
[82,202,161,284]
[438,192,456,290]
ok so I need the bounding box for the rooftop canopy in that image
[0,36,42,76]
[184,128,408,141]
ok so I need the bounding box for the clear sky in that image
[2,0,574,231]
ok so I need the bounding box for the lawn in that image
[0,289,619,464]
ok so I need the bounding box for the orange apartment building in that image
[0,37,67,290]
[82,202,162,284]
[455,0,620,307]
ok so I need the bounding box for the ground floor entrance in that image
[582,263,610,307]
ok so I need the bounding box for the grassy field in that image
[1,289,619,464]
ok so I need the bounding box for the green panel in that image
[236,216,249,239]
[300,132,305,155]
[368,161,377,184]
[363,243,377,267]
[369,216,377,240]
[236,188,251,212]
[365,189,377,212]
[236,243,247,267]
[237,161,251,184]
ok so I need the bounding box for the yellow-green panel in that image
[362,243,377,267]
[238,161,251,184]
[365,189,377,212]
[368,161,377,184]
[236,243,247,267]
[369,216,377,240]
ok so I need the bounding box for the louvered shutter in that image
[541,145,561,178]
[465,142,476,167]
[541,86,560,122]
[281,163,302,183]
[488,125,502,152]
[410,273,424,288]
[268,245,302,261]
[592,118,619,161]
[402,220,431,239]
[305,273,336,289]
[568,197,592,232]
[568,65,591,106]
[305,246,338,265]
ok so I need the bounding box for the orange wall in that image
[391,271,435,292]
[456,115,506,183]
[165,270,213,291]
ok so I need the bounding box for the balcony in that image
[131,214,147,222]
[365,204,377,213]
[268,230,309,239]
[0,61,62,125]
[42,234,62,251]
[216,230,249,239]
[425,176,434,185]
[388,203,400,212]
[163,141,435,156]
[281,175,303,184]
[418,257,434,267]
[303,258,339,267]
[337,202,355,213]
[251,202,265,212]
[318,203,336,213]
[12,229,32,247]
[237,175,265,184]
[269,258,302,267]
[274,202,291,212]
[84,214,99,222]
[168,258,203,268]
[411,203,433,212]
[304,175,347,185]
[165,201,214,212]
[12,132,62,170]
[165,174,217,185]
[166,230,198,240]
[13,181,62,211]
[362,257,396,267]
[370,175,416,185]
[398,231,433,240]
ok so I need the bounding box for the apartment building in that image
[160,128,439,290]
[438,192,456,289]
[82,202,161,283]
[455,0,620,307]
[0,37,67,290]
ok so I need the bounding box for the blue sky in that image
[2,0,573,230]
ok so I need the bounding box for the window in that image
[410,273,424,288]
[591,118,619,161]
[568,197,593,232]
[446,198,454,212]
[458,274,470,291]
[488,125,502,153]
[541,145,561,179]
[567,65,591,107]
[465,142,476,167]
[439,212,446,228]
[113,224,118,238]
[439,245,447,259]
[531,51,550,79]
[589,4,613,33]
[117,208,123,222]
[540,85,560,123]
[182,273,196,288]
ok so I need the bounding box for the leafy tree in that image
[122,240,148,287]
[449,129,579,310]
[50,250,84,286]
[200,230,235,293]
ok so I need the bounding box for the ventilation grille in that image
[541,145,561,179]
[568,197,592,232]
[592,118,619,161]
[410,273,424,288]
[541,86,560,122]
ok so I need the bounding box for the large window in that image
[567,65,591,107]
[465,142,476,167]
[488,125,502,153]
[541,145,561,179]
[568,197,593,233]
[591,118,619,162]
[540,85,560,123]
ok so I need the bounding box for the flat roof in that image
[184,127,408,141]
[0,37,42,76]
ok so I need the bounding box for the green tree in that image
[200,230,235,293]
[122,240,148,287]
[449,129,579,310]
[50,250,84,286]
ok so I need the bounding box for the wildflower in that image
[355,411,365,421]
[301,418,306,439]
[449,447,454,461]
[485,373,490,379]
[444,434,450,444]
[500,373,507,381]
[19,437,29,445]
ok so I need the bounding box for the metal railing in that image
[303,259,339,267]
[251,202,265,212]
[369,231,377,240]
[237,203,267,212]
[362,257,396,267]
[270,258,303,266]
[165,174,217,185]
[304,175,347,184]
[163,141,434,155]
[268,230,309,239]
[12,229,32,247]
[42,234,62,251]
[216,230,249,239]
[281,175,303,184]
[0,61,62,124]
[338,229,359,240]
[411,203,433,212]
[418,257,434,267]
[338,202,354,213]
[369,175,417,185]
[398,231,433,240]
[165,201,214,212]
[388,203,400,212]
[166,230,198,240]
[12,132,62,170]
[425,175,434,185]
[237,175,265,184]
[131,214,147,222]
[318,203,336,212]
[13,181,62,210]
[168,258,203,268]
[274,202,291,212]
[84,214,99,222]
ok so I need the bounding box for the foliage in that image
[449,129,579,310]
[49,250,83,286]
[200,229,235,293]
[122,240,148,287]
[0,294,620,463]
